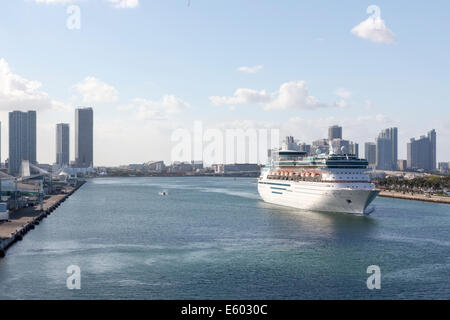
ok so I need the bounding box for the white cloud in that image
[74,77,119,103]
[351,13,395,44]
[265,81,322,110]
[334,88,352,99]
[333,100,349,108]
[210,81,326,111]
[107,0,139,8]
[237,65,263,74]
[120,95,189,121]
[0,58,69,111]
[210,88,271,106]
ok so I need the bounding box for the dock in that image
[0,181,86,258]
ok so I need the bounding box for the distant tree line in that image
[375,175,450,195]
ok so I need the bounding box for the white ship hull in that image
[258,179,379,215]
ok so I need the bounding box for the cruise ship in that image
[258,144,380,215]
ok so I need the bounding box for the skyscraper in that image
[328,125,342,141]
[376,138,393,170]
[378,127,398,170]
[397,160,407,171]
[56,123,70,167]
[75,107,94,168]
[364,142,376,168]
[8,110,37,176]
[428,129,436,171]
[349,142,359,157]
[407,129,437,171]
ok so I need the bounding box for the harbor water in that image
[0,177,449,299]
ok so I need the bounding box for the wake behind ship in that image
[258,140,380,215]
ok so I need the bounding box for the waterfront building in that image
[169,161,194,173]
[298,143,311,155]
[75,107,94,168]
[8,110,37,176]
[126,164,144,170]
[364,142,376,168]
[282,136,300,151]
[428,129,437,171]
[214,163,260,175]
[398,159,408,171]
[407,129,437,171]
[376,137,393,170]
[349,142,359,157]
[328,125,342,141]
[377,127,398,170]
[438,162,449,174]
[191,160,204,171]
[56,123,70,167]
[143,161,166,172]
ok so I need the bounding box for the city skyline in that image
[0,1,449,166]
[0,110,443,173]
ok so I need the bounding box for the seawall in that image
[0,180,86,258]
[378,190,450,204]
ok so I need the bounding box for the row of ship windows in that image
[326,185,363,189]
[325,175,366,178]
[332,176,366,180]
[331,172,364,174]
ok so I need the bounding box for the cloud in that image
[237,65,263,74]
[333,100,349,108]
[351,7,395,44]
[33,0,140,8]
[210,88,271,106]
[210,81,326,111]
[334,88,352,99]
[106,0,139,8]
[265,81,322,110]
[74,77,119,103]
[331,88,352,108]
[0,58,69,111]
[120,95,189,120]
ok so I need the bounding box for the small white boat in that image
[158,191,169,196]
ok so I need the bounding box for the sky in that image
[0,0,449,166]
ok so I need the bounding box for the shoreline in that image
[0,180,86,258]
[378,190,450,204]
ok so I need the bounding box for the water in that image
[0,177,449,299]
